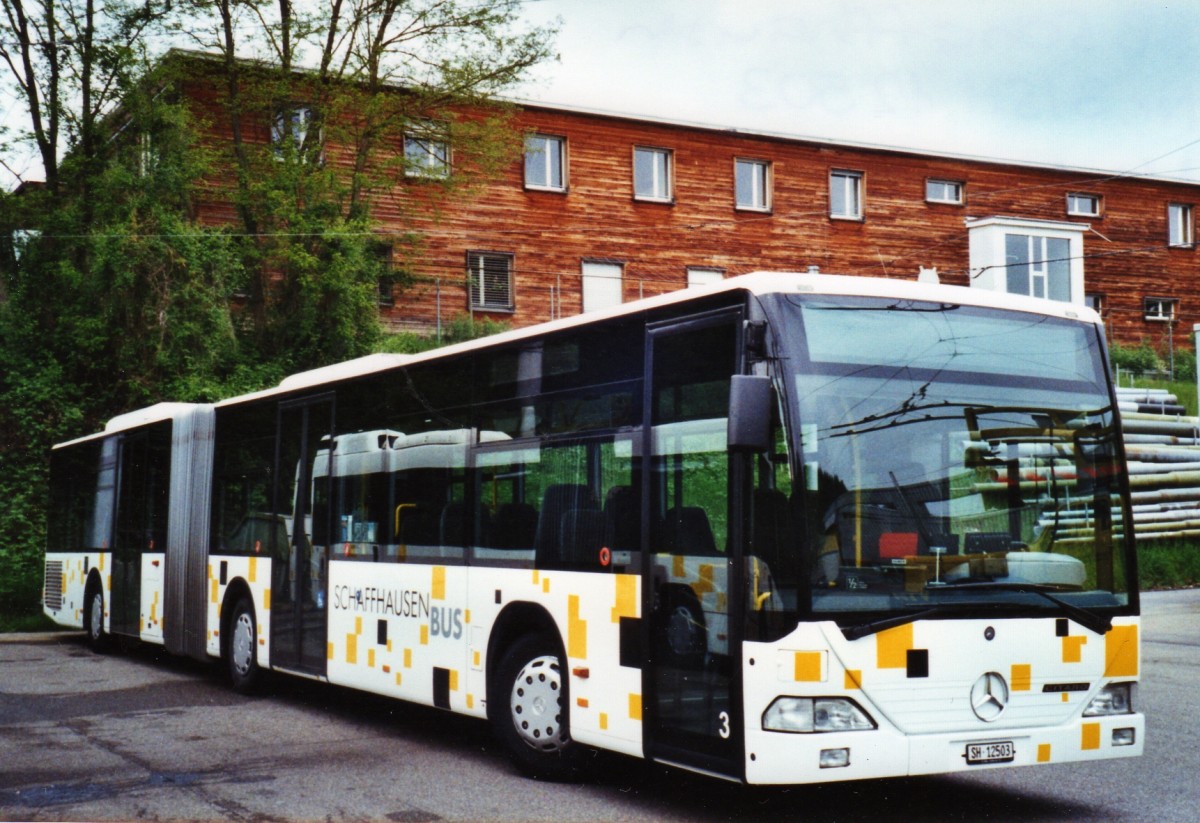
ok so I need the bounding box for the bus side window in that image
[210,403,276,557]
[472,444,538,566]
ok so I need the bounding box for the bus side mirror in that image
[728,375,772,452]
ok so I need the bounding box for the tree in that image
[0,0,172,202]
[0,83,247,616]
[177,0,556,370]
[0,0,556,617]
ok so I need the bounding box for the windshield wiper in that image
[839,584,1113,641]
[937,582,1113,635]
[840,606,955,641]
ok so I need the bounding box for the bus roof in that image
[53,402,207,449]
[224,271,1100,407]
[58,272,1104,442]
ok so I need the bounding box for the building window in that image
[582,260,623,312]
[1168,203,1193,247]
[405,126,450,178]
[1067,193,1102,217]
[633,147,672,202]
[1144,297,1178,322]
[374,244,396,306]
[272,105,320,162]
[525,134,566,191]
[830,170,863,219]
[735,159,771,211]
[467,251,514,311]
[11,228,40,262]
[926,179,964,204]
[1005,234,1071,302]
[687,267,724,288]
[966,217,1087,306]
[137,133,157,177]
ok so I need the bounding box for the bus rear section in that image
[44,404,213,660]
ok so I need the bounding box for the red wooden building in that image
[183,58,1200,350]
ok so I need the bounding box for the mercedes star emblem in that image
[970,672,1009,722]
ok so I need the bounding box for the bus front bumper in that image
[744,712,1144,785]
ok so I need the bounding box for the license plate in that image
[966,741,1015,764]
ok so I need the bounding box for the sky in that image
[3,1,1198,186]
[512,0,1200,182]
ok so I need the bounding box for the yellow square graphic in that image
[1037,743,1051,762]
[1011,663,1032,691]
[568,595,588,660]
[1062,635,1087,664]
[612,574,638,623]
[793,651,822,682]
[876,623,913,669]
[1081,723,1100,750]
[1105,624,1138,677]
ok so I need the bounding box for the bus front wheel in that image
[491,634,585,781]
[226,596,260,694]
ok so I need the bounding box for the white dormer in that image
[967,216,1088,305]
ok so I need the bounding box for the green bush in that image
[1110,341,1162,374]
[377,313,510,354]
[1174,350,1196,383]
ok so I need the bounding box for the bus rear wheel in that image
[84,584,109,653]
[491,634,585,781]
[226,596,261,694]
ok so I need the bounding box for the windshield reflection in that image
[769,295,1132,617]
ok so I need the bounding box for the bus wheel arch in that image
[486,602,585,780]
[220,581,261,694]
[83,571,109,653]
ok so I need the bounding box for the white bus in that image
[43,271,1142,783]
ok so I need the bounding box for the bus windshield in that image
[768,293,1133,619]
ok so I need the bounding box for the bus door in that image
[271,395,334,675]
[110,434,145,637]
[111,426,170,637]
[643,309,745,779]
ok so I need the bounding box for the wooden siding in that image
[182,70,1200,349]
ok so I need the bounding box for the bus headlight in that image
[1083,683,1134,716]
[763,697,877,733]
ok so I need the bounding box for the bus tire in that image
[491,633,584,781]
[84,583,109,653]
[226,596,261,694]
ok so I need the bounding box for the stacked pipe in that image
[1116,387,1200,541]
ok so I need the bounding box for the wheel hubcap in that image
[232,612,254,676]
[89,593,102,640]
[510,654,566,752]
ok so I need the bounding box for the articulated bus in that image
[43,271,1142,784]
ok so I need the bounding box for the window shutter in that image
[468,253,512,310]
